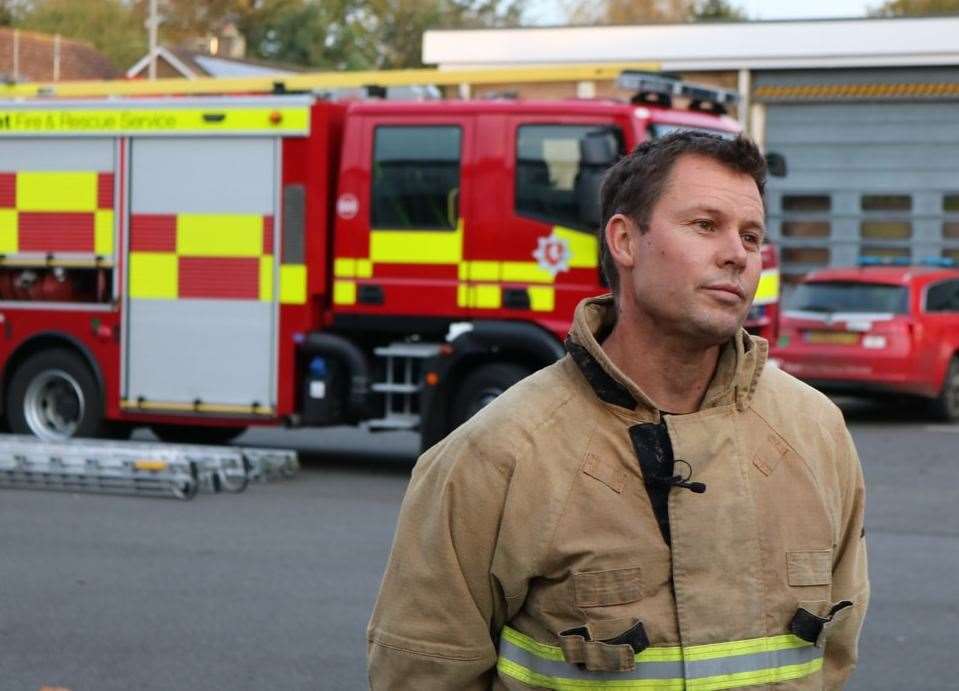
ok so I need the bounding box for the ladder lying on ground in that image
[0,435,298,500]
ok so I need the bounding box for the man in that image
[368,132,869,690]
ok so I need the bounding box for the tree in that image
[14,0,146,70]
[692,0,746,21]
[870,0,959,15]
[563,0,746,25]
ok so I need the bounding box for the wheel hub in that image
[23,369,85,440]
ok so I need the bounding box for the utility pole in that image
[147,0,160,80]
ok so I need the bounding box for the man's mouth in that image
[702,283,746,301]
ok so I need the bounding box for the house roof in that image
[126,46,300,79]
[0,27,115,82]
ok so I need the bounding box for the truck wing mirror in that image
[765,152,787,178]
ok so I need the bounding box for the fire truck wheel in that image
[930,356,959,422]
[451,363,530,430]
[150,424,248,446]
[6,348,105,441]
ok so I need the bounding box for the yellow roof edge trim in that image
[1,62,660,100]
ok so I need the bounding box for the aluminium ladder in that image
[0,435,298,500]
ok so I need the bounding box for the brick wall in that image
[0,28,115,81]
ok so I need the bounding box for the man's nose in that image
[717,226,748,269]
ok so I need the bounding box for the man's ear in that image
[605,213,637,271]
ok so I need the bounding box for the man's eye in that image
[742,233,762,248]
[695,219,714,230]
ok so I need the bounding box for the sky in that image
[526,1,877,25]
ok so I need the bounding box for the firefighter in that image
[367,132,868,690]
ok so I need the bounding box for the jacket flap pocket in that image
[786,549,832,586]
[582,453,627,494]
[573,567,643,607]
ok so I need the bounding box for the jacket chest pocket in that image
[573,566,644,608]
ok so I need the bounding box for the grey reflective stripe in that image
[686,643,822,679]
[499,637,684,682]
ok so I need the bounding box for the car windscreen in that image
[786,282,909,314]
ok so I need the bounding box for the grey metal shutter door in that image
[764,101,959,284]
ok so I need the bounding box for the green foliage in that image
[692,0,746,21]
[870,0,959,15]
[13,0,146,70]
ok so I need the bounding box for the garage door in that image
[763,97,959,286]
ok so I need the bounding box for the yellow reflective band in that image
[129,252,177,299]
[685,658,823,690]
[554,225,599,269]
[17,171,96,211]
[280,264,307,304]
[334,258,355,278]
[94,210,113,255]
[457,283,469,308]
[333,279,356,305]
[753,268,780,306]
[0,106,310,136]
[498,626,821,691]
[0,209,17,253]
[355,258,373,278]
[472,284,501,308]
[370,220,463,264]
[497,658,680,690]
[259,257,273,302]
[501,261,554,284]
[177,214,263,257]
[528,286,555,312]
[462,260,499,281]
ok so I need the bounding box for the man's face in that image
[615,154,765,346]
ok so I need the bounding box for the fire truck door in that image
[123,137,278,413]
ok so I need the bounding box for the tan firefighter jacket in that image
[368,295,869,690]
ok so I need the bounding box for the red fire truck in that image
[0,71,780,449]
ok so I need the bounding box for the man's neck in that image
[599,313,722,415]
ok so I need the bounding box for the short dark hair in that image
[599,131,767,294]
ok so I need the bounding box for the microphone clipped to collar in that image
[648,458,707,494]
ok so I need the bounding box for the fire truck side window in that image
[515,125,623,232]
[371,126,461,230]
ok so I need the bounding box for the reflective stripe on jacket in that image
[368,295,869,690]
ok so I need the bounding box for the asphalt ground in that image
[0,398,956,690]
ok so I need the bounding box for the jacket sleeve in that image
[823,418,870,690]
[367,431,515,690]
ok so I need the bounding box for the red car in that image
[772,261,959,421]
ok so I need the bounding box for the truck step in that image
[371,382,421,394]
[374,343,442,359]
[366,414,420,431]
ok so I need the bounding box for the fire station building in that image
[424,16,959,286]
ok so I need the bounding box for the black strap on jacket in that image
[629,423,676,546]
[789,600,854,646]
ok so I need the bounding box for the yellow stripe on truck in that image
[370,219,463,265]
[94,210,113,255]
[16,171,96,211]
[553,225,599,268]
[129,252,177,299]
[0,209,17,253]
[177,214,263,257]
[280,264,307,304]
[0,107,310,136]
[753,268,780,306]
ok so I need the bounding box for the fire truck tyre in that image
[6,348,105,441]
[930,357,959,422]
[150,424,248,446]
[451,363,530,430]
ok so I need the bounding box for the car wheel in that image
[930,356,959,422]
[450,363,530,431]
[6,348,105,440]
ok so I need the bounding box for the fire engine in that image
[0,69,780,450]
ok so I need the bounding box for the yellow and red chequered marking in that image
[0,171,114,256]
[127,213,300,302]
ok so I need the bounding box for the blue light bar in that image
[858,256,910,266]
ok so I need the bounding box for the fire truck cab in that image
[0,73,780,448]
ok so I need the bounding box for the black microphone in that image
[649,459,707,494]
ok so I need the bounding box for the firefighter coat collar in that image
[566,294,768,417]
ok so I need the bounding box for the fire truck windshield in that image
[648,123,735,140]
